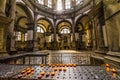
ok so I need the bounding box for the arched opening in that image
[57,21,72,50]
[37,18,53,50]
[76,15,93,50]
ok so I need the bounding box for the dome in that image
[29,0,92,15]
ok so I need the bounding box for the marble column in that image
[53,18,57,49]
[8,0,16,51]
[72,17,76,49]
[33,12,38,51]
[0,0,6,16]
[92,19,97,50]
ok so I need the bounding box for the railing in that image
[0,52,49,65]
[49,53,91,65]
[0,52,91,65]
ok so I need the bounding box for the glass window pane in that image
[25,33,27,41]
[76,0,83,5]
[38,0,44,5]
[65,0,71,9]
[57,0,62,11]
[37,27,40,32]
[37,26,44,33]
[48,0,52,8]
[18,32,21,41]
[60,28,70,34]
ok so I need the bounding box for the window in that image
[61,28,70,34]
[25,33,27,41]
[17,32,21,41]
[57,0,63,11]
[38,0,44,5]
[48,0,52,8]
[65,0,71,9]
[37,26,44,33]
[76,0,83,5]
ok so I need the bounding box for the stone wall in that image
[104,0,120,51]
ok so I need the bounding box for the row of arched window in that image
[16,26,70,41]
[38,0,83,10]
[37,26,70,34]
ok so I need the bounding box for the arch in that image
[59,27,71,34]
[37,24,47,32]
[16,2,33,23]
[37,18,53,33]
[75,14,91,30]
[56,20,72,32]
[17,16,28,29]
[37,25,45,33]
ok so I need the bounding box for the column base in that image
[71,42,76,50]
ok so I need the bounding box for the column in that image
[0,0,6,16]
[33,12,38,51]
[92,19,97,50]
[53,18,57,49]
[8,0,16,51]
[71,17,76,49]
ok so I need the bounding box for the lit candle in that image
[26,67,31,71]
[52,64,55,67]
[40,71,45,75]
[106,64,110,68]
[112,73,117,78]
[63,68,67,72]
[38,75,43,79]
[63,64,65,67]
[106,67,110,72]
[40,64,44,67]
[59,68,62,71]
[54,68,57,71]
[51,72,55,76]
[31,68,34,71]
[66,64,69,67]
[73,64,77,67]
[21,70,26,74]
[112,68,117,73]
[46,72,50,77]
[56,64,59,67]
[27,70,31,75]
[48,64,51,67]
[70,64,72,67]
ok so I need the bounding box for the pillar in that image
[8,0,16,51]
[71,17,76,49]
[53,18,57,49]
[92,19,98,50]
[0,0,6,16]
[33,12,38,51]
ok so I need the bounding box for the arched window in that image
[25,33,27,41]
[65,0,71,9]
[17,32,21,41]
[48,0,52,8]
[57,0,62,11]
[76,0,83,5]
[61,28,70,34]
[38,0,44,5]
[37,26,44,33]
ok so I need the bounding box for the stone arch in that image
[76,14,91,31]
[16,2,33,23]
[56,20,72,33]
[37,18,53,33]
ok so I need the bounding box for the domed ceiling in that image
[29,0,92,15]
